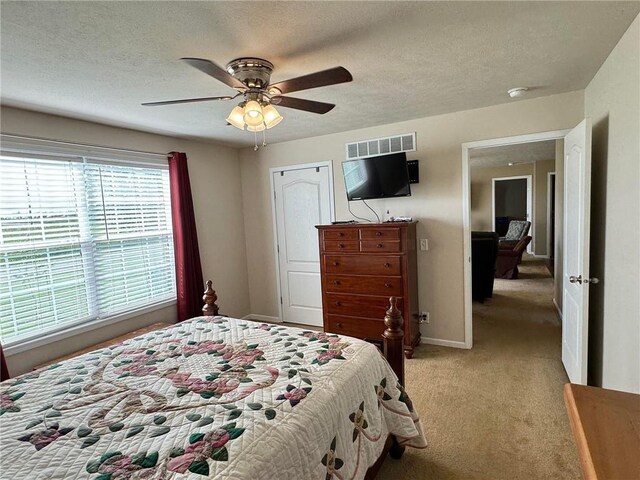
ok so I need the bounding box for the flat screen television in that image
[342,152,411,201]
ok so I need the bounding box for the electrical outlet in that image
[419,239,429,251]
[419,311,430,323]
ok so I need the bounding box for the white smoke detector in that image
[508,87,528,98]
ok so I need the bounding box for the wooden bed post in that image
[202,280,219,316]
[383,296,405,385]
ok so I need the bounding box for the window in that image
[0,152,175,344]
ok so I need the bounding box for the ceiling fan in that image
[142,57,352,136]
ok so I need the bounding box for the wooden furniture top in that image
[564,383,640,480]
[316,221,417,230]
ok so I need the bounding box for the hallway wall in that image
[533,159,556,256]
[584,14,639,393]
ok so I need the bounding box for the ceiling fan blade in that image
[181,57,247,90]
[272,96,335,114]
[142,95,236,106]
[268,66,352,95]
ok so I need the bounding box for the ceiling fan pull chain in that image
[253,131,259,151]
[262,126,267,147]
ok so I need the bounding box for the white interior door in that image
[273,166,332,326]
[562,119,592,384]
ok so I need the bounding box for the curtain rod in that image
[1,133,169,159]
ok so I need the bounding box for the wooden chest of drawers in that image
[316,222,420,358]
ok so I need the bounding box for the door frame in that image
[461,129,569,349]
[269,161,336,322]
[491,175,533,254]
[547,172,556,260]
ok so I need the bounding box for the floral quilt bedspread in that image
[0,316,426,479]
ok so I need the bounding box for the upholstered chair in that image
[498,220,531,249]
[495,236,532,279]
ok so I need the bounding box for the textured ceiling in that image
[1,1,638,147]
[470,140,556,168]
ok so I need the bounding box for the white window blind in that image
[0,154,175,343]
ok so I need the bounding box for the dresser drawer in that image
[323,240,359,252]
[359,228,401,240]
[326,315,385,340]
[323,255,402,276]
[324,293,402,318]
[360,240,401,253]
[325,274,403,296]
[323,229,358,240]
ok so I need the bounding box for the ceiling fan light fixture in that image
[246,123,266,133]
[226,105,246,130]
[243,100,264,126]
[262,104,283,129]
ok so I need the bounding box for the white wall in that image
[534,159,556,255]
[584,14,640,393]
[1,107,251,375]
[240,91,584,345]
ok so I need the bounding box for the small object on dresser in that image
[388,216,413,222]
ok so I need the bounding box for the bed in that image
[0,281,426,479]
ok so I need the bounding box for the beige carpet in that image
[378,256,581,479]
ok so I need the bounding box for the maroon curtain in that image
[168,152,204,322]
[1,343,10,381]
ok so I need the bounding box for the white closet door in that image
[273,166,331,326]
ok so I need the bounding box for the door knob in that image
[377,243,383,248]
[570,275,600,285]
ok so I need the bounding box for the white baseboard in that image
[242,314,282,324]
[552,299,562,320]
[421,337,468,349]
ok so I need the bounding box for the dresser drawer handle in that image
[377,243,383,248]
[339,243,344,248]
[336,322,342,328]
[332,261,339,266]
[335,301,342,307]
[337,232,344,237]
[376,231,382,236]
[384,283,392,288]
[384,262,391,268]
[331,280,340,285]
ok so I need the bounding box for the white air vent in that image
[345,132,416,160]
